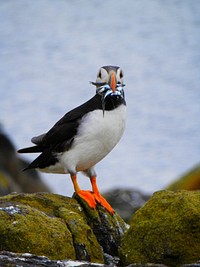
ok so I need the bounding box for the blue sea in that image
[0,0,200,196]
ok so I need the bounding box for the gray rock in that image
[103,188,150,222]
[0,251,108,267]
[0,127,50,195]
[181,263,200,267]
[127,264,168,267]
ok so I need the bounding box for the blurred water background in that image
[0,0,199,196]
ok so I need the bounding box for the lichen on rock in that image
[0,192,127,264]
[0,203,75,260]
[57,206,103,263]
[119,190,200,267]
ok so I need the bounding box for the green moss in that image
[58,207,104,263]
[0,193,107,263]
[166,164,200,190]
[0,192,81,217]
[119,190,200,266]
[0,204,75,260]
[0,192,127,263]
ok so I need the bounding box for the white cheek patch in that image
[96,67,109,84]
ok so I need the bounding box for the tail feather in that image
[19,147,58,171]
[17,146,43,154]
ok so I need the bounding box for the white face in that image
[96,67,124,85]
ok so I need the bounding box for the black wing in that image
[18,94,103,154]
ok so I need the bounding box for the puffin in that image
[18,65,126,214]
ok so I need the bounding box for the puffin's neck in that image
[101,95,126,111]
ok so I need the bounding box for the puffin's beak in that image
[108,71,117,93]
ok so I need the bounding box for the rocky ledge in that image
[0,192,128,265]
[1,190,200,267]
[119,190,200,266]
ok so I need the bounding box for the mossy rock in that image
[0,192,127,263]
[0,203,75,260]
[119,190,200,267]
[166,163,200,190]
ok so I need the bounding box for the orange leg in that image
[90,176,115,214]
[71,174,96,209]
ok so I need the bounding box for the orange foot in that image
[94,192,115,214]
[77,190,96,209]
[77,190,114,214]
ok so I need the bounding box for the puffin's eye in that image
[119,70,124,79]
[98,70,102,79]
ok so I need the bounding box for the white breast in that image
[41,105,126,176]
[47,104,126,174]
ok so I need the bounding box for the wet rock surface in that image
[0,192,128,264]
[119,190,200,267]
[127,264,200,267]
[1,251,200,267]
[0,251,106,267]
[126,264,168,267]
